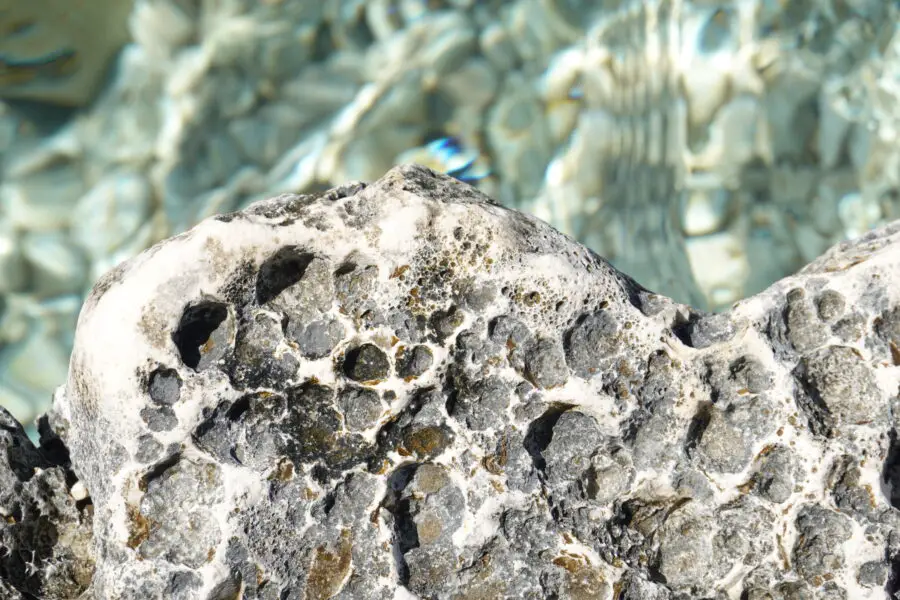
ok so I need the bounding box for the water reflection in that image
[0,0,898,429]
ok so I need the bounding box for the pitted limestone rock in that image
[20,165,900,598]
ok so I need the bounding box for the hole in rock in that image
[256,247,315,305]
[206,574,242,600]
[320,491,336,515]
[887,553,900,598]
[140,452,182,492]
[523,403,574,473]
[671,312,700,347]
[334,261,357,277]
[881,430,900,510]
[225,395,252,422]
[381,464,421,585]
[684,401,713,455]
[173,301,229,370]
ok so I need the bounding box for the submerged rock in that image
[5,165,900,598]
[0,0,133,106]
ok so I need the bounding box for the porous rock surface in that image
[19,165,900,598]
[0,410,93,598]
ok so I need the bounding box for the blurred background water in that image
[0,0,898,436]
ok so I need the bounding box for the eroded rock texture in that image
[0,410,93,598]
[14,165,900,598]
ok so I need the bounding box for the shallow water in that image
[0,0,898,431]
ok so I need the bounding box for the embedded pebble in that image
[395,344,434,379]
[343,343,390,383]
[147,368,182,405]
[285,317,345,359]
[336,386,382,431]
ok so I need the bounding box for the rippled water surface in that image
[0,0,898,430]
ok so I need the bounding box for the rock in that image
[0,325,71,425]
[0,408,94,597]
[395,344,433,380]
[21,232,88,297]
[795,345,884,436]
[336,386,383,431]
[0,162,85,231]
[0,221,27,294]
[343,343,390,384]
[14,166,900,598]
[69,172,153,261]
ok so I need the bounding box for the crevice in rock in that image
[140,452,182,491]
[225,395,252,421]
[320,491,336,516]
[792,362,835,438]
[206,573,242,600]
[886,551,900,598]
[255,247,315,304]
[173,300,229,370]
[381,464,420,586]
[523,403,573,473]
[671,312,700,347]
[684,401,712,456]
[333,261,357,277]
[881,430,900,509]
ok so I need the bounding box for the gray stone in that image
[429,305,465,342]
[792,505,852,583]
[750,445,797,504]
[229,309,299,389]
[147,367,181,405]
[680,311,737,349]
[815,289,846,322]
[395,344,433,380]
[523,337,568,389]
[875,305,900,347]
[795,344,885,436]
[832,311,867,342]
[728,355,773,394]
[337,386,383,431]
[784,287,829,353]
[285,317,345,359]
[343,343,390,383]
[563,310,621,377]
[139,405,178,431]
[136,459,224,568]
[858,560,889,587]
[448,372,511,431]
[134,433,163,463]
[542,410,602,484]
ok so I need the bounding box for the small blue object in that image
[425,136,490,183]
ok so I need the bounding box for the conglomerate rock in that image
[11,164,900,598]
